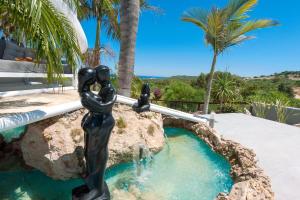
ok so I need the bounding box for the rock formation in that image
[20,104,164,180]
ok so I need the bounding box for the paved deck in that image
[213,113,300,200]
[0,90,79,114]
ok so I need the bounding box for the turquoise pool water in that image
[0,126,26,142]
[0,127,233,200]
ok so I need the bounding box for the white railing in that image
[0,93,206,132]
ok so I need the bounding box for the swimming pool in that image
[0,127,233,200]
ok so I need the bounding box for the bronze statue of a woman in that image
[73,65,116,200]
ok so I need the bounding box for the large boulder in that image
[21,104,164,180]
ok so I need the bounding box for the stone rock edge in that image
[163,117,274,200]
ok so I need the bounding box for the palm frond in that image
[226,0,257,19]
[227,35,254,47]
[102,0,120,40]
[231,19,278,40]
[0,0,82,82]
[139,0,163,13]
[81,0,120,40]
[182,8,209,32]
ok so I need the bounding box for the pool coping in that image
[163,117,274,200]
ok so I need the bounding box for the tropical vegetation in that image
[141,70,300,113]
[182,0,278,114]
[0,0,82,83]
[117,0,160,97]
[117,0,140,97]
[79,0,119,67]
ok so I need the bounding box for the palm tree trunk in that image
[118,0,140,97]
[203,53,217,114]
[220,98,223,111]
[93,17,101,67]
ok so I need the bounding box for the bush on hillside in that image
[278,82,294,97]
[163,81,204,102]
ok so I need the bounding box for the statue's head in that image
[141,83,150,95]
[95,65,110,85]
[78,67,96,93]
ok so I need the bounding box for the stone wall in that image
[252,103,300,125]
[164,117,274,200]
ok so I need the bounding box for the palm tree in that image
[182,0,278,114]
[80,0,119,67]
[0,0,82,83]
[213,72,237,109]
[117,0,160,97]
[117,0,140,96]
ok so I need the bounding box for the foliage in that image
[145,70,300,113]
[110,73,118,89]
[220,103,244,113]
[289,98,300,108]
[182,0,278,113]
[80,0,119,40]
[117,0,161,96]
[0,0,82,83]
[139,0,162,13]
[251,99,290,123]
[252,102,270,118]
[116,117,126,129]
[163,81,204,102]
[182,0,278,56]
[153,88,162,100]
[274,99,290,123]
[212,72,241,105]
[192,73,207,88]
[131,76,144,99]
[278,82,294,97]
[80,0,119,67]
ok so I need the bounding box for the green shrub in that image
[163,81,204,101]
[211,72,241,105]
[252,102,270,118]
[131,76,144,99]
[116,117,127,129]
[248,91,290,105]
[278,82,294,97]
[274,99,290,123]
[220,104,244,113]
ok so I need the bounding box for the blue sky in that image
[81,0,300,77]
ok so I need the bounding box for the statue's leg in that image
[94,116,115,198]
[84,132,89,176]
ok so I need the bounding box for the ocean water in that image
[138,75,166,80]
[0,128,232,200]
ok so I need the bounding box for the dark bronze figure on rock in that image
[73,65,116,200]
[132,83,151,113]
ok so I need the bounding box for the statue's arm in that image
[81,92,116,112]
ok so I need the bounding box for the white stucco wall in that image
[51,0,88,53]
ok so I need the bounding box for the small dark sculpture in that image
[73,65,116,200]
[132,83,151,113]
